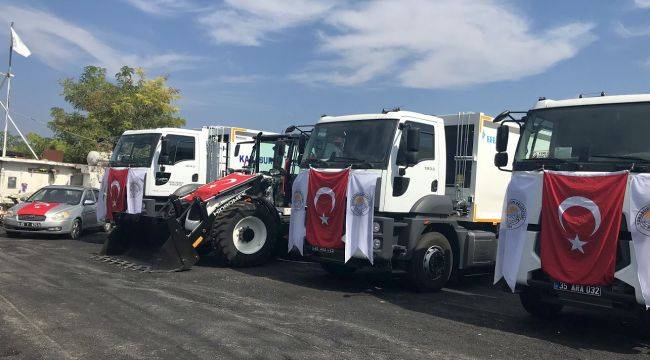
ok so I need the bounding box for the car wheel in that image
[69,218,82,240]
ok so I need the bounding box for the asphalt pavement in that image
[0,232,649,359]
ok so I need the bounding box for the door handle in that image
[431,179,438,192]
[192,173,198,182]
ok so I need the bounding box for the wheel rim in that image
[232,216,267,255]
[423,245,446,281]
[71,220,81,239]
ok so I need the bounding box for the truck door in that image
[385,121,441,212]
[154,134,199,194]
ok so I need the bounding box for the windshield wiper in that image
[590,154,650,163]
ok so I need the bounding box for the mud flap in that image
[100,212,199,271]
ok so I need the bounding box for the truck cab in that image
[494,94,650,316]
[109,126,265,214]
[301,110,510,291]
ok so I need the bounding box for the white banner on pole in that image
[10,27,31,58]
[96,170,109,221]
[126,168,147,214]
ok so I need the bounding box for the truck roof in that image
[319,110,442,124]
[532,94,650,110]
[122,127,200,136]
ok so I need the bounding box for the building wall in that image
[0,160,82,203]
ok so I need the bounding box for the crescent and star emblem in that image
[110,180,121,207]
[557,196,601,254]
[209,178,238,189]
[314,187,336,225]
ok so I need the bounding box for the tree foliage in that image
[49,66,185,163]
[6,132,65,158]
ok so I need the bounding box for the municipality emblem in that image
[291,190,305,210]
[505,199,527,230]
[350,192,371,216]
[635,205,650,236]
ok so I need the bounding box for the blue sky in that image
[1,0,650,137]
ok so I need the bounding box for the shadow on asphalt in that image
[223,257,650,356]
[2,229,107,244]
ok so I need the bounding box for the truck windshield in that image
[514,102,650,168]
[301,119,397,169]
[110,133,161,167]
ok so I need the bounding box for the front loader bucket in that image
[99,213,199,271]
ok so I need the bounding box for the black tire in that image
[5,230,19,238]
[69,218,82,240]
[408,232,453,292]
[208,201,278,267]
[320,262,357,279]
[519,288,563,319]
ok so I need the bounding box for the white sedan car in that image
[2,185,104,239]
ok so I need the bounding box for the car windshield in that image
[27,188,83,205]
[515,102,650,167]
[110,133,161,167]
[301,119,397,169]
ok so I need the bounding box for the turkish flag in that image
[106,168,128,220]
[306,168,349,249]
[540,171,628,285]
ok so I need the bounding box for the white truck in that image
[109,126,271,214]
[493,94,650,317]
[301,109,518,291]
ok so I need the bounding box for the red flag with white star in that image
[106,168,128,220]
[540,171,627,285]
[306,168,349,249]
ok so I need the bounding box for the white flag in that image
[10,27,31,58]
[628,174,650,309]
[345,171,379,264]
[288,170,308,254]
[126,168,147,214]
[494,172,541,292]
[96,169,109,221]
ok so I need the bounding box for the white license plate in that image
[553,281,602,297]
[19,222,40,228]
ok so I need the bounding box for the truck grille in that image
[18,214,46,221]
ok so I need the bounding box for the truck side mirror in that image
[496,125,509,153]
[406,127,420,152]
[272,143,286,169]
[494,152,508,168]
[234,143,240,156]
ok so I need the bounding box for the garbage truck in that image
[109,126,268,214]
[493,94,650,317]
[97,127,310,271]
[299,109,517,291]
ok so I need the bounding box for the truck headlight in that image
[51,211,70,221]
[372,221,381,233]
[373,238,382,250]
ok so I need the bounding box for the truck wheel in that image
[320,262,356,279]
[519,288,563,319]
[408,232,453,292]
[210,201,277,267]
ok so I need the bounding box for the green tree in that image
[6,132,66,158]
[49,66,185,163]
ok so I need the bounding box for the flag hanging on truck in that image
[494,171,542,292]
[306,168,349,249]
[628,174,650,308]
[105,168,129,220]
[288,170,309,254]
[540,171,627,286]
[345,171,379,264]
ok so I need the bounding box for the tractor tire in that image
[209,201,278,267]
[408,232,453,292]
[519,288,563,319]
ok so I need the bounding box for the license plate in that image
[553,281,602,297]
[20,222,40,228]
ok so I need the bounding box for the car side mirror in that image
[496,125,509,153]
[83,199,96,206]
[494,152,508,168]
[234,143,240,156]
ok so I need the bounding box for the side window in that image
[82,190,94,203]
[162,135,196,164]
[7,176,16,189]
[397,122,435,164]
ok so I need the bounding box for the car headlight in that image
[51,211,71,221]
